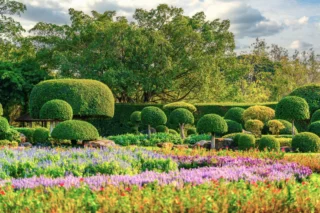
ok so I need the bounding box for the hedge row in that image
[90,102,277,136]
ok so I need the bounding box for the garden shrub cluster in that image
[242,106,275,123]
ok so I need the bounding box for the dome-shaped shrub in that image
[267,120,285,135]
[290,84,320,114]
[224,107,245,124]
[243,106,275,123]
[308,121,320,136]
[169,108,194,139]
[187,128,197,136]
[311,109,320,123]
[130,111,141,124]
[225,119,243,134]
[33,127,50,143]
[245,119,264,137]
[51,120,99,142]
[238,134,255,151]
[197,114,228,149]
[29,79,114,119]
[0,104,3,116]
[277,119,298,135]
[40,99,73,121]
[156,125,169,133]
[141,106,167,138]
[258,136,280,151]
[292,132,320,152]
[168,129,179,135]
[0,117,9,133]
[163,102,197,113]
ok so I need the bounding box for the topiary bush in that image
[275,96,310,136]
[292,132,320,152]
[168,129,179,135]
[52,120,99,146]
[141,106,167,138]
[197,114,228,149]
[15,128,35,143]
[308,121,320,136]
[238,134,255,151]
[184,134,211,144]
[289,84,320,114]
[0,117,9,133]
[163,102,197,113]
[225,119,243,134]
[130,111,141,124]
[242,106,275,123]
[187,128,197,136]
[156,125,169,133]
[40,99,73,121]
[258,136,280,151]
[33,127,50,143]
[311,109,320,123]
[277,119,298,135]
[169,108,194,139]
[0,129,21,142]
[245,119,264,137]
[267,120,285,135]
[29,79,114,119]
[224,107,245,124]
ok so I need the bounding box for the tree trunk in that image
[71,140,77,147]
[148,124,151,139]
[49,122,54,134]
[292,120,295,137]
[211,133,216,150]
[179,124,185,139]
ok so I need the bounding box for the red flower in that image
[120,191,126,196]
[125,187,131,192]
[59,183,64,187]
[79,178,84,182]
[0,191,5,195]
[11,185,14,189]
[100,186,104,191]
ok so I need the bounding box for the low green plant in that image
[168,129,179,135]
[242,106,275,123]
[33,127,50,143]
[225,119,242,134]
[184,134,211,145]
[187,128,197,136]
[245,119,264,137]
[0,117,9,133]
[292,132,320,152]
[0,129,21,142]
[15,128,35,143]
[169,108,194,139]
[267,120,285,135]
[141,107,167,138]
[238,134,255,150]
[40,99,73,121]
[156,125,169,133]
[224,107,245,124]
[311,109,320,123]
[163,102,197,113]
[258,136,280,151]
[308,121,320,136]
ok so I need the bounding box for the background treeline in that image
[1,1,319,121]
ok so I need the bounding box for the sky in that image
[13,0,320,54]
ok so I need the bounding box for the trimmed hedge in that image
[29,79,114,119]
[168,129,179,135]
[225,119,243,134]
[245,119,264,137]
[258,136,280,151]
[224,107,245,124]
[197,114,227,135]
[141,107,167,128]
[311,109,320,123]
[163,102,197,113]
[15,128,35,143]
[156,125,169,133]
[292,132,320,152]
[40,99,73,121]
[184,134,211,145]
[52,120,99,141]
[238,134,255,150]
[169,108,194,126]
[0,117,9,133]
[242,106,275,123]
[308,121,320,136]
[267,120,285,135]
[33,127,50,143]
[277,119,298,135]
[276,96,310,122]
[130,111,141,124]
[289,84,320,114]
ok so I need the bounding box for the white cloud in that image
[290,40,312,49]
[298,16,309,24]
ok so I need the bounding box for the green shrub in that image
[184,134,210,144]
[277,138,292,147]
[0,117,9,133]
[0,104,2,116]
[222,133,247,146]
[224,107,245,124]
[52,120,99,141]
[225,119,243,134]
[187,128,197,136]
[277,119,298,135]
[169,108,194,139]
[0,128,21,142]
[40,99,73,120]
[242,106,275,123]
[267,120,285,135]
[289,84,320,114]
[33,127,50,143]
[163,102,197,113]
[238,134,255,150]
[0,140,10,146]
[258,136,280,151]
[308,121,320,136]
[130,111,141,124]
[15,128,35,143]
[168,129,179,135]
[292,132,320,152]
[156,125,169,133]
[245,119,264,137]
[311,109,320,123]
[141,107,167,127]
[29,79,114,119]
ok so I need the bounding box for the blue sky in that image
[15,0,320,54]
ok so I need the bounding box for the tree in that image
[141,106,167,138]
[196,114,227,149]
[169,108,194,139]
[275,96,310,137]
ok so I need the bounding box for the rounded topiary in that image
[242,106,275,123]
[225,119,243,134]
[292,132,320,152]
[33,127,50,143]
[238,134,255,151]
[141,106,167,138]
[267,120,285,135]
[163,102,197,113]
[40,99,73,121]
[168,129,179,135]
[277,119,298,135]
[51,120,99,143]
[15,128,35,143]
[156,125,169,133]
[187,128,197,136]
[276,96,309,136]
[308,121,320,136]
[0,104,3,116]
[311,109,320,123]
[289,84,320,114]
[244,119,264,137]
[224,107,245,124]
[0,117,9,133]
[130,111,141,124]
[197,114,228,149]
[258,136,280,151]
[169,108,194,139]
[29,79,114,119]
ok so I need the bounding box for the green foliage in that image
[238,134,256,150]
[168,129,179,135]
[163,102,197,113]
[169,108,194,126]
[224,107,245,124]
[52,120,99,141]
[0,140,11,146]
[187,128,197,136]
[141,106,167,127]
[311,109,320,123]
[277,138,292,147]
[33,127,49,143]
[0,104,2,116]
[14,128,35,143]
[222,133,246,146]
[40,99,73,121]
[277,119,298,135]
[292,132,320,152]
[197,114,228,135]
[245,119,264,137]
[184,134,210,144]
[0,117,10,132]
[258,136,280,151]
[289,84,320,114]
[130,111,141,124]
[29,79,114,119]
[225,119,243,134]
[0,128,21,142]
[267,120,285,135]
[242,106,275,123]
[156,125,168,133]
[308,121,320,137]
[107,133,182,146]
[276,96,310,122]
